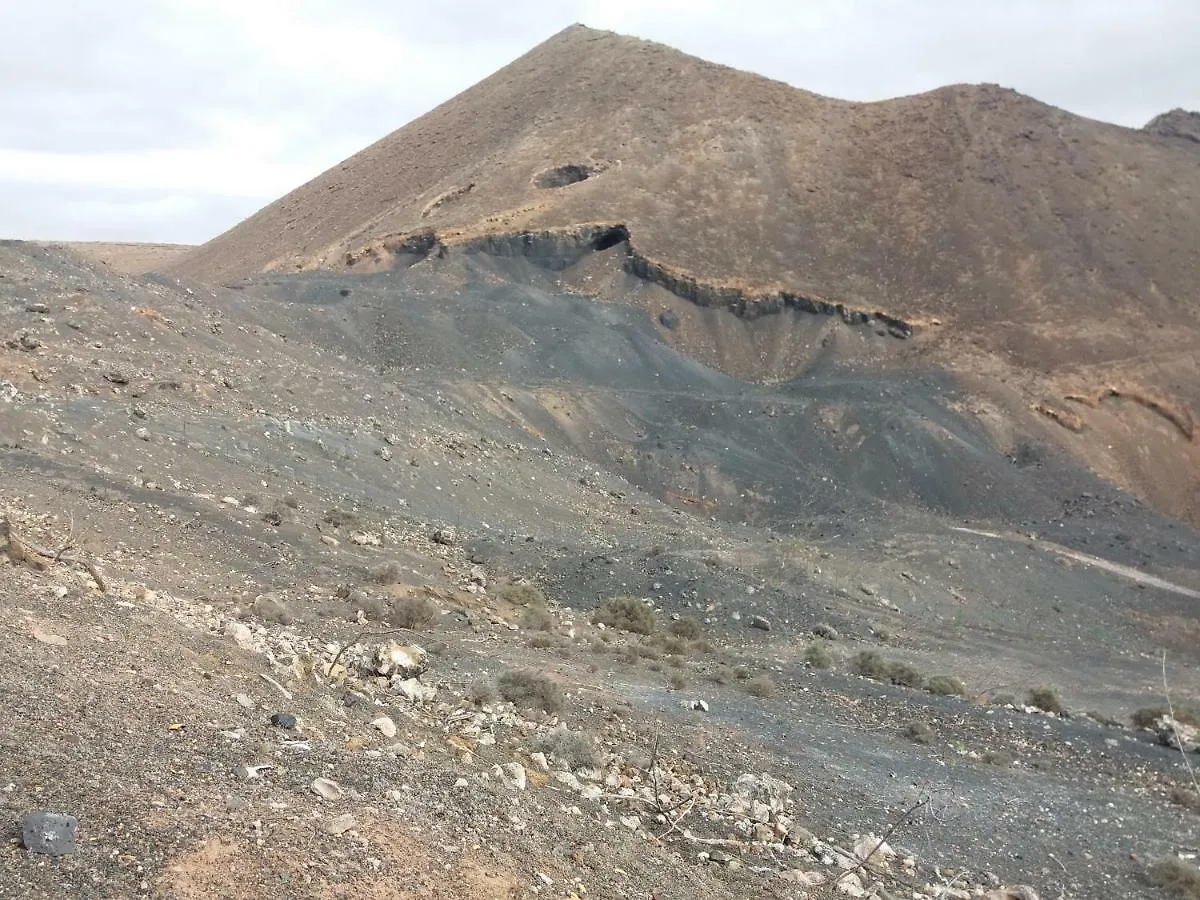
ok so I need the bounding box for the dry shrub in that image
[691,638,714,654]
[589,640,609,654]
[1169,787,1200,814]
[528,633,554,649]
[905,720,934,744]
[466,679,498,706]
[668,672,687,690]
[746,675,777,698]
[592,596,657,634]
[323,508,361,530]
[521,605,555,632]
[496,669,564,713]
[853,651,924,688]
[925,675,965,697]
[372,561,404,585]
[535,724,601,770]
[734,665,750,681]
[1027,686,1064,714]
[389,595,438,630]
[668,617,704,640]
[652,634,689,656]
[499,583,547,607]
[636,643,661,661]
[1133,705,1200,730]
[711,665,735,685]
[804,642,833,669]
[1148,857,1200,900]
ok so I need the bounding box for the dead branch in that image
[1,509,106,593]
[835,795,931,886]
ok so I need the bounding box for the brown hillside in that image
[166,25,1200,521]
[169,25,1199,350]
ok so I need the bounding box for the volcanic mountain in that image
[167,24,1200,520]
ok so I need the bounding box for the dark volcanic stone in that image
[269,712,298,729]
[20,811,78,856]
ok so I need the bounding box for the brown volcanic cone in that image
[167,25,1200,520]
[169,24,1198,345]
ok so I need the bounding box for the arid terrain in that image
[3,23,1200,900]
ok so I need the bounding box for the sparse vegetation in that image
[498,582,547,607]
[804,641,833,669]
[521,605,555,631]
[668,616,704,640]
[592,596,657,634]
[1169,787,1200,814]
[1148,857,1200,900]
[496,669,564,713]
[982,749,1016,768]
[1133,705,1200,730]
[905,720,934,744]
[853,651,924,689]
[668,672,687,690]
[323,508,361,530]
[371,561,404,585]
[389,595,438,630]
[746,675,777,698]
[734,665,750,681]
[528,633,554,649]
[924,675,965,697]
[1028,686,1064,714]
[711,665,735,685]
[466,679,498,706]
[535,724,601,770]
[991,693,1018,708]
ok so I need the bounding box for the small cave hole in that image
[534,164,598,189]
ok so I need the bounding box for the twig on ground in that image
[2,508,107,592]
[835,795,931,885]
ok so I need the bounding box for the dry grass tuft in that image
[1148,857,1200,899]
[535,724,601,769]
[496,669,564,713]
[924,675,966,697]
[592,596,657,634]
[389,595,439,630]
[498,583,548,607]
[1027,686,1064,714]
[668,616,704,640]
[746,675,777,698]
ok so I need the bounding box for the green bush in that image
[592,596,657,635]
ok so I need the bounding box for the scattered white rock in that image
[372,716,398,739]
[323,813,357,835]
[223,621,255,650]
[311,777,344,801]
[375,642,426,678]
[495,762,527,791]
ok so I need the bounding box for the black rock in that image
[658,310,679,330]
[20,811,78,856]
[269,712,298,729]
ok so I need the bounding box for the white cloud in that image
[1,0,1197,243]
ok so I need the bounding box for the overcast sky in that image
[2,0,1197,244]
